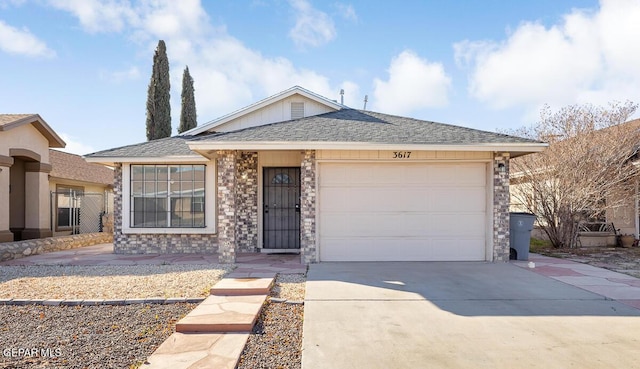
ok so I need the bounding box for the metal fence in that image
[50,190,110,234]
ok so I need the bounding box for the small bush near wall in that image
[0,233,113,262]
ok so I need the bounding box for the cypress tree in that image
[146,40,171,141]
[178,66,197,133]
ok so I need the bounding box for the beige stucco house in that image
[1,114,114,242]
[0,114,65,242]
[86,86,547,263]
[49,149,114,236]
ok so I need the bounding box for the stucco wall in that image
[9,158,25,229]
[0,124,50,160]
[607,197,636,236]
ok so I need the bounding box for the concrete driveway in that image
[302,262,640,369]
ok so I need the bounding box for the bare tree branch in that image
[509,101,639,248]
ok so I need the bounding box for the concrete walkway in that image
[514,253,640,310]
[303,260,640,369]
[0,243,305,273]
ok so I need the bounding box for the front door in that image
[263,167,301,249]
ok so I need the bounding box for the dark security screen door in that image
[263,167,301,249]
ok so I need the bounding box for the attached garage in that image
[318,162,489,261]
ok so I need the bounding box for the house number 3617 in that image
[393,151,411,159]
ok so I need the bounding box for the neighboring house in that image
[0,114,114,242]
[0,114,65,242]
[49,149,114,236]
[85,86,546,263]
[509,118,640,243]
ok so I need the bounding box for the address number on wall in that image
[392,151,412,159]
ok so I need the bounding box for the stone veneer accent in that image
[217,151,237,263]
[300,150,317,263]
[112,164,218,254]
[493,152,510,261]
[0,232,113,262]
[236,152,258,252]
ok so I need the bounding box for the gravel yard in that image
[0,265,234,300]
[0,263,306,368]
[0,303,195,369]
[538,246,640,278]
[238,273,306,369]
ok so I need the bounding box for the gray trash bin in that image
[509,212,536,261]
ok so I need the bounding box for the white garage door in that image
[319,162,488,261]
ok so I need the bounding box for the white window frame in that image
[121,162,217,234]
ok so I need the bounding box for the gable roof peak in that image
[0,113,66,148]
[180,86,344,137]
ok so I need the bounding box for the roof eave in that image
[187,141,548,154]
[49,176,113,188]
[84,155,209,166]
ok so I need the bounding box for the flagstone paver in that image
[210,277,275,296]
[175,295,267,333]
[143,332,249,369]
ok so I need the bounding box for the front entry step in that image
[260,248,301,254]
[144,332,249,369]
[175,295,267,333]
[210,277,275,296]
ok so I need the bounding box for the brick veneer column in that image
[217,150,237,263]
[300,150,317,264]
[236,152,258,252]
[493,152,510,262]
[112,164,125,253]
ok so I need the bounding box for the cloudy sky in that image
[1,0,639,154]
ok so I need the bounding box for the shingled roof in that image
[50,150,114,186]
[85,108,545,162]
[85,136,197,158]
[0,114,34,127]
[191,109,541,145]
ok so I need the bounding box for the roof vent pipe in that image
[363,95,368,110]
[340,89,344,105]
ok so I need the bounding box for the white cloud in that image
[99,66,141,82]
[0,0,27,8]
[455,0,640,111]
[59,133,96,155]
[0,20,55,57]
[48,0,355,121]
[46,0,138,33]
[334,3,357,22]
[183,36,346,118]
[372,50,452,115]
[288,0,336,48]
